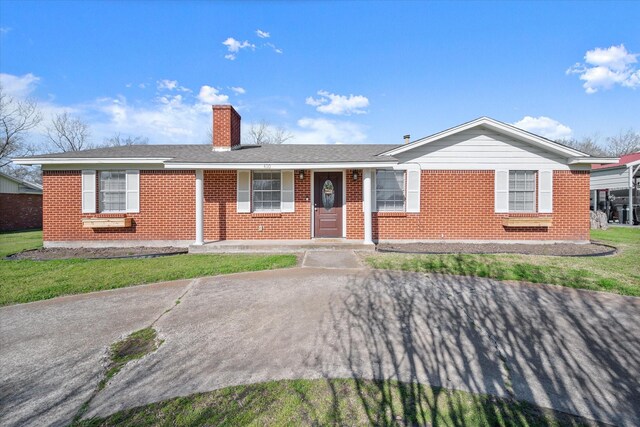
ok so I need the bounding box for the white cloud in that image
[256,29,270,38]
[0,72,40,97]
[0,72,227,145]
[197,85,229,104]
[0,27,11,35]
[230,86,246,95]
[265,42,283,54]
[156,79,190,92]
[305,90,370,115]
[138,83,147,89]
[513,116,573,140]
[222,37,255,60]
[567,44,640,94]
[91,95,212,143]
[292,117,367,144]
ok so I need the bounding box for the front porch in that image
[189,238,375,253]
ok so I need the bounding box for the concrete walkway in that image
[1,252,639,426]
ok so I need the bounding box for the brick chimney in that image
[212,105,241,151]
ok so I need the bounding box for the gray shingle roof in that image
[19,144,401,164]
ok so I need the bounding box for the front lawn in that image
[73,378,592,426]
[0,231,297,306]
[367,227,640,297]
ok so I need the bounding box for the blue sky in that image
[1,1,639,147]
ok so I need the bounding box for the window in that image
[253,171,281,212]
[509,170,536,212]
[99,171,127,212]
[376,170,405,211]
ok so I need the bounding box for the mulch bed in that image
[376,242,616,257]
[6,246,188,261]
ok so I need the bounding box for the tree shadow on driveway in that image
[313,269,640,426]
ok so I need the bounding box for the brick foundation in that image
[0,193,43,231]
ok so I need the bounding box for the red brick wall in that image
[203,170,311,240]
[0,193,43,231]
[42,170,195,242]
[212,105,241,150]
[41,168,590,244]
[346,169,364,239]
[373,170,590,241]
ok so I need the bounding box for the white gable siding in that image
[394,127,575,170]
[0,175,21,193]
[590,167,629,190]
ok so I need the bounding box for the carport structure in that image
[591,152,640,225]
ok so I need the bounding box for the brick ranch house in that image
[14,105,615,248]
[0,171,43,232]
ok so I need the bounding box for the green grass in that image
[367,227,640,297]
[0,230,297,306]
[0,229,43,257]
[72,378,592,426]
[100,327,161,391]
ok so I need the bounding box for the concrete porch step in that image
[188,239,375,253]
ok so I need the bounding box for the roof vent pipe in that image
[403,134,410,144]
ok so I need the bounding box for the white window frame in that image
[99,170,127,213]
[508,170,536,213]
[252,171,282,213]
[375,169,406,212]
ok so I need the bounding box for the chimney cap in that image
[403,134,411,144]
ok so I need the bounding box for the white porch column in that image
[630,165,637,225]
[195,169,204,245]
[363,168,373,244]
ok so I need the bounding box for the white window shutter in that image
[125,170,140,213]
[237,170,251,213]
[81,170,96,213]
[495,169,509,213]
[406,169,421,213]
[281,170,295,212]
[538,170,553,213]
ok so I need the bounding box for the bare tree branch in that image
[555,135,608,157]
[0,85,42,166]
[243,120,293,145]
[605,129,640,157]
[103,133,149,147]
[45,112,91,152]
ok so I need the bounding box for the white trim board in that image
[163,162,397,170]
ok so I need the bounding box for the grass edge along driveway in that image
[366,227,640,297]
[71,378,597,427]
[0,230,297,306]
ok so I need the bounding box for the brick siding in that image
[0,193,43,231]
[41,168,590,243]
[203,170,311,240]
[42,170,195,241]
[372,170,590,241]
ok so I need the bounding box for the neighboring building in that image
[0,171,43,232]
[14,105,615,248]
[590,152,640,225]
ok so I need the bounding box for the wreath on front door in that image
[322,180,335,210]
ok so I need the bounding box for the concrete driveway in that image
[1,251,639,426]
